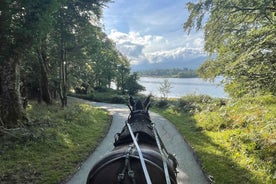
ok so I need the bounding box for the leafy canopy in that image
[184,0,276,97]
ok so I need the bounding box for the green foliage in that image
[173,94,224,113]
[125,72,145,95]
[154,95,276,183]
[69,90,129,104]
[0,100,111,184]
[1,0,120,125]
[184,0,276,97]
[116,62,131,94]
[153,99,169,108]
[194,96,276,183]
[15,0,135,103]
[69,91,150,104]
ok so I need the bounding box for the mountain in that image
[131,55,207,72]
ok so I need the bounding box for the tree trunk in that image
[0,56,27,128]
[59,41,67,107]
[37,49,52,104]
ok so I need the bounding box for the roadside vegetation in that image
[69,88,146,104]
[153,95,276,184]
[65,91,276,183]
[1,91,274,184]
[0,99,111,184]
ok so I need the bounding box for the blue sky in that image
[101,0,205,68]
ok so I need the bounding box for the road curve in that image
[66,100,209,184]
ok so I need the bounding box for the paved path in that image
[66,100,209,184]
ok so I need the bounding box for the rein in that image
[152,124,171,184]
[126,121,152,184]
[87,96,177,184]
[126,109,172,184]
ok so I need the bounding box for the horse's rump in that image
[87,144,177,184]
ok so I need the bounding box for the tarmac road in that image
[66,100,209,184]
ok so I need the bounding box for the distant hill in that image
[138,68,198,78]
[131,55,207,72]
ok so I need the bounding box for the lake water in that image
[138,77,228,98]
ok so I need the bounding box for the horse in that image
[86,96,178,184]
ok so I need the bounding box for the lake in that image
[138,77,228,98]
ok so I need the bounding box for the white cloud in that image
[102,0,208,69]
[146,47,206,63]
[108,29,206,66]
[185,36,205,49]
[109,29,165,47]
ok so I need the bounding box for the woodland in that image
[0,0,144,128]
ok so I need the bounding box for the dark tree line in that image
[138,68,198,78]
[0,0,144,128]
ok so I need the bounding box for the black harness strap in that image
[127,156,136,184]
[117,142,137,184]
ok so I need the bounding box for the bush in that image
[155,94,276,183]
[110,95,126,104]
[154,99,169,108]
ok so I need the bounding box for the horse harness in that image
[116,110,173,184]
[117,143,136,184]
[86,97,177,184]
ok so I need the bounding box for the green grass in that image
[0,99,111,184]
[154,95,276,184]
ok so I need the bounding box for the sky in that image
[101,0,206,70]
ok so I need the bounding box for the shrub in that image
[110,95,126,104]
[155,99,169,108]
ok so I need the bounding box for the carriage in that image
[86,96,178,184]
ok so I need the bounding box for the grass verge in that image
[153,95,276,184]
[0,99,111,184]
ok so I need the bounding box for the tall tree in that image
[0,0,61,127]
[184,0,276,97]
[116,55,131,94]
[54,0,111,106]
[0,0,112,127]
[36,40,52,104]
[125,72,145,95]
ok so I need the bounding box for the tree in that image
[125,73,145,95]
[184,0,276,97]
[159,79,172,100]
[0,0,112,127]
[115,54,131,94]
[33,0,111,107]
[0,0,62,127]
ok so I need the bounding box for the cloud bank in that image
[108,29,206,66]
[102,0,207,70]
